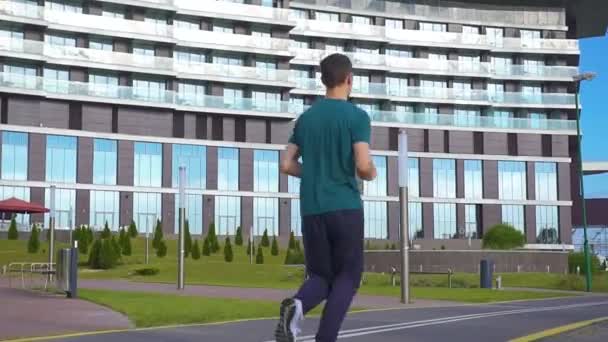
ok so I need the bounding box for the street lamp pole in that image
[48,185,56,283]
[177,165,186,290]
[573,72,596,292]
[398,130,410,304]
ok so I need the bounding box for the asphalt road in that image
[53,296,608,342]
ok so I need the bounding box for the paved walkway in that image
[542,320,608,341]
[0,285,131,341]
[79,279,462,309]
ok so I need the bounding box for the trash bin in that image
[56,247,78,298]
[480,259,494,289]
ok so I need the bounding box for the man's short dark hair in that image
[320,53,352,89]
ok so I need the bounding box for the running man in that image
[274,53,377,342]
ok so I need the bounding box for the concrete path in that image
[50,295,608,342]
[0,285,131,341]
[542,320,608,341]
[79,279,461,309]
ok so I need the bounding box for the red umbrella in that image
[0,197,49,215]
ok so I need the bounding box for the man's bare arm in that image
[353,142,376,181]
[280,143,302,178]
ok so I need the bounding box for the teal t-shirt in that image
[289,98,371,216]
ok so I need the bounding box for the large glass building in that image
[0,0,604,248]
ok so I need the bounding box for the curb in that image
[509,316,608,342]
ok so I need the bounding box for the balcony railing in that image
[368,110,576,131]
[0,73,295,115]
[500,37,579,51]
[175,0,292,23]
[174,62,292,84]
[174,28,291,54]
[292,19,385,40]
[0,0,43,19]
[293,77,576,106]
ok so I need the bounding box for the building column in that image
[525,205,536,243]
[203,195,215,234]
[279,198,290,245]
[162,193,175,235]
[119,191,133,227]
[75,190,90,227]
[241,197,253,238]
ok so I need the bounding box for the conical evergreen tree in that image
[128,220,138,238]
[223,237,234,262]
[235,226,243,246]
[184,220,192,258]
[255,245,264,264]
[271,235,279,256]
[27,224,40,253]
[7,217,18,240]
[261,229,270,247]
[192,240,201,260]
[202,236,211,256]
[101,221,111,239]
[152,219,163,250]
[288,231,296,250]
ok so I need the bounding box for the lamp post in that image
[398,130,410,304]
[48,185,56,282]
[573,72,596,292]
[177,165,186,290]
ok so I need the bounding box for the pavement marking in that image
[509,316,608,342]
[262,301,608,342]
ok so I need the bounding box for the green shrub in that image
[391,243,397,250]
[294,240,301,252]
[7,217,18,240]
[207,223,219,253]
[235,226,243,246]
[288,231,296,250]
[261,229,270,247]
[79,231,89,255]
[101,221,112,239]
[110,235,122,262]
[156,240,167,258]
[224,237,234,263]
[271,235,279,256]
[122,234,132,256]
[27,224,40,253]
[568,251,601,275]
[128,220,138,238]
[152,220,163,250]
[202,236,211,256]
[133,267,159,276]
[119,228,126,248]
[99,238,117,269]
[184,220,192,258]
[482,224,525,250]
[255,245,264,264]
[88,239,102,268]
[73,226,81,245]
[284,248,305,265]
[192,240,201,260]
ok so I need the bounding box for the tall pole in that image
[178,165,186,290]
[398,130,410,304]
[145,219,149,265]
[68,206,73,247]
[575,82,592,292]
[48,185,56,282]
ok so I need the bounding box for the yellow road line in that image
[509,316,608,342]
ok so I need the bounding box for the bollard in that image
[419,264,423,272]
[496,276,502,290]
[546,265,550,273]
[391,267,397,287]
[517,265,521,273]
[448,269,453,289]
[576,266,581,276]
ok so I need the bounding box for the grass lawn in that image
[0,239,69,267]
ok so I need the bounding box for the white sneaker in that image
[275,298,304,342]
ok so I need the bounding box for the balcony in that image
[174,28,291,56]
[386,28,487,49]
[175,0,293,25]
[368,110,576,132]
[491,65,579,80]
[174,62,293,86]
[497,38,579,54]
[291,48,386,68]
[386,57,490,77]
[0,73,296,118]
[44,10,174,43]
[292,77,576,107]
[291,19,385,42]
[100,0,175,10]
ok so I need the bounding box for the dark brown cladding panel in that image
[117,107,172,137]
[525,205,536,243]
[406,128,425,152]
[558,163,572,201]
[271,120,293,144]
[241,196,253,233]
[75,190,90,227]
[517,134,542,156]
[246,118,266,143]
[206,146,218,190]
[117,140,134,186]
[30,187,45,223]
[559,206,572,244]
[482,204,500,235]
[82,103,113,133]
[279,150,288,193]
[423,203,434,239]
[77,137,93,184]
[279,198,290,240]
[162,143,172,188]
[223,117,235,141]
[239,149,253,192]
[552,135,569,157]
[203,195,214,233]
[162,193,175,234]
[527,162,536,201]
[119,191,133,226]
[371,127,390,150]
[483,160,498,199]
[183,113,198,139]
[483,132,508,155]
[448,131,474,154]
[387,156,398,197]
[419,158,433,198]
[456,159,464,198]
[388,201,399,240]
[28,133,45,181]
[427,130,445,153]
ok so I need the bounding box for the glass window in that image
[290,199,302,237]
[420,22,447,32]
[409,202,423,240]
[45,33,76,47]
[260,0,273,7]
[90,190,119,230]
[434,203,456,239]
[93,139,117,185]
[355,102,380,113]
[102,3,124,18]
[536,206,559,244]
[364,201,387,239]
[133,192,161,234]
[502,205,525,233]
[46,0,82,13]
[491,56,512,73]
[88,72,119,97]
[433,159,456,198]
[354,45,379,55]
[364,156,387,196]
[487,81,505,96]
[0,186,30,227]
[288,175,301,194]
[523,84,542,102]
[144,12,166,26]
[45,188,75,229]
[132,78,164,101]
[253,197,278,236]
[521,29,541,48]
[43,67,69,94]
[174,19,200,30]
[498,161,527,200]
[462,25,479,34]
[0,28,24,40]
[174,194,203,235]
[290,97,305,113]
[352,74,370,93]
[215,196,240,235]
[291,39,309,49]
[535,162,557,201]
[89,37,113,51]
[176,50,205,64]
[465,204,479,238]
[177,82,205,105]
[46,135,77,183]
[133,44,155,57]
[290,9,308,20]
[134,142,162,187]
[387,76,408,97]
[256,59,277,70]
[3,63,36,89]
[316,11,339,22]
[1,131,28,181]
[428,53,447,61]
[252,29,271,38]
[213,55,243,66]
[218,148,239,191]
[488,109,512,128]
[386,48,412,58]
[486,27,504,47]
[252,91,281,112]
[530,112,548,129]
[254,150,279,193]
[325,42,344,52]
[523,58,544,74]
[352,15,371,25]
[408,158,420,197]
[455,107,479,127]
[173,144,206,189]
[213,25,233,34]
[464,160,483,199]
[385,19,403,30]
[223,87,244,107]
